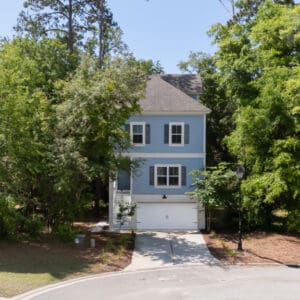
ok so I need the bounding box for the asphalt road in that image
[15,265,300,300]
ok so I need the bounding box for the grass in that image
[0,231,134,297]
[0,272,57,297]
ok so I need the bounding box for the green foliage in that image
[54,223,77,242]
[0,37,146,239]
[286,209,300,234]
[0,195,22,240]
[16,0,126,65]
[56,55,146,183]
[22,217,44,237]
[137,59,164,74]
[0,37,81,231]
[205,1,300,226]
[191,162,240,209]
[117,202,137,230]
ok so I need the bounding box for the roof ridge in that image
[156,75,199,102]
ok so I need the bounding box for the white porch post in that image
[108,179,115,229]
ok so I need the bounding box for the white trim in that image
[132,194,195,202]
[108,179,114,228]
[122,152,205,158]
[141,111,210,116]
[154,164,181,189]
[203,114,206,167]
[130,122,145,146]
[169,122,184,147]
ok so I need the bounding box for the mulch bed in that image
[203,231,300,265]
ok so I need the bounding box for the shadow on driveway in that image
[126,232,220,270]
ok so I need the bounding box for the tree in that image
[217,0,295,23]
[0,38,78,232]
[85,0,126,68]
[138,59,164,74]
[15,0,123,61]
[210,1,300,227]
[15,0,86,53]
[190,163,241,232]
[56,55,147,217]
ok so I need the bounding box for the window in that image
[130,122,145,146]
[169,123,184,146]
[155,165,181,188]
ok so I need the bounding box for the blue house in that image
[109,74,210,231]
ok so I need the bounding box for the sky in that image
[0,0,230,73]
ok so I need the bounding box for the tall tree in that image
[217,0,295,23]
[56,56,147,216]
[85,0,125,68]
[15,0,87,53]
[15,0,124,62]
[211,1,300,225]
[0,38,79,229]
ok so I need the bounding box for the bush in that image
[286,209,300,234]
[22,217,44,237]
[0,195,21,240]
[54,223,77,242]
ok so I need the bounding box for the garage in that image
[136,203,198,230]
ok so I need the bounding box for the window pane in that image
[133,125,143,134]
[157,167,167,176]
[169,177,179,186]
[172,125,182,134]
[172,134,182,144]
[169,167,179,176]
[133,134,143,143]
[157,176,167,186]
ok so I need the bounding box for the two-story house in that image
[109,74,210,231]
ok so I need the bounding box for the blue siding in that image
[126,115,204,153]
[132,157,204,195]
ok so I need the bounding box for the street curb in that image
[222,262,300,267]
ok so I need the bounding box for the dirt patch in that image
[0,224,134,297]
[203,231,300,265]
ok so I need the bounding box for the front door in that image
[117,170,131,190]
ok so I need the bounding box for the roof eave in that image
[140,110,211,115]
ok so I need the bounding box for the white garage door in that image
[136,203,198,230]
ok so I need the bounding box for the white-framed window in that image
[130,122,145,146]
[169,122,184,146]
[155,164,181,188]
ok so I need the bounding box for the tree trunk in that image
[68,0,74,53]
[98,0,105,68]
[94,177,109,219]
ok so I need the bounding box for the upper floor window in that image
[155,165,181,188]
[130,122,145,146]
[164,123,189,146]
[169,122,184,146]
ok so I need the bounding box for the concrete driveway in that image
[125,232,219,270]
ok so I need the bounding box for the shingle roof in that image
[139,75,210,114]
[161,74,202,97]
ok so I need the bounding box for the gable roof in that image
[160,74,202,97]
[139,75,210,114]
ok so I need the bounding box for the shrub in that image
[286,210,300,234]
[54,223,77,242]
[22,217,44,237]
[0,195,22,240]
